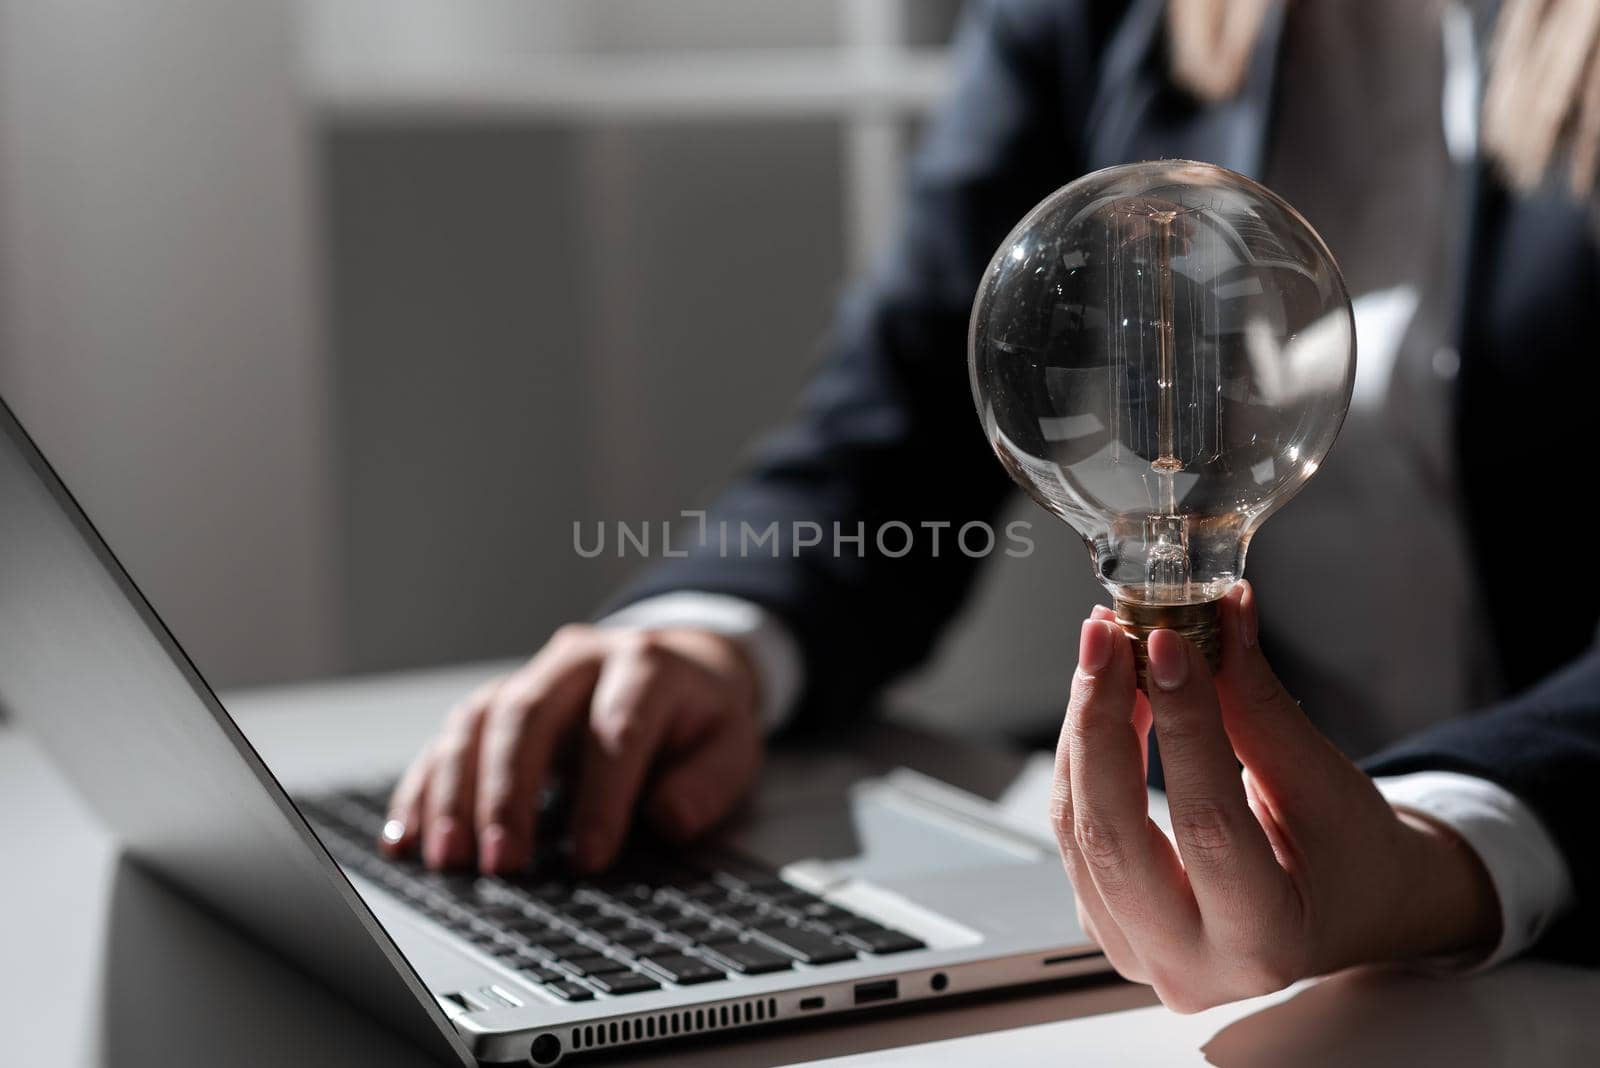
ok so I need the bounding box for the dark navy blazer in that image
[615,0,1600,963]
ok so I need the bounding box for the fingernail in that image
[1078,619,1114,675]
[1238,581,1259,649]
[1148,630,1189,691]
[1090,603,1117,622]
[380,818,406,848]
[479,823,507,873]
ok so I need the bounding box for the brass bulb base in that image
[1112,596,1224,686]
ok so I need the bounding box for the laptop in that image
[0,395,1106,1066]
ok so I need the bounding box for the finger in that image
[1090,604,1152,776]
[1051,621,1153,981]
[1214,582,1349,810]
[1053,773,1145,980]
[474,641,602,873]
[1064,620,1197,957]
[646,707,762,842]
[1076,898,1099,946]
[569,636,678,872]
[381,742,434,856]
[1145,628,1292,932]
[421,678,499,869]
[1133,688,1153,779]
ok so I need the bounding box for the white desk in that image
[3,661,1597,1066]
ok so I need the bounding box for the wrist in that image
[1387,809,1502,964]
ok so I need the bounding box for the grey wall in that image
[0,0,336,687]
[319,118,845,674]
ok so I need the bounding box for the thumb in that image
[1214,581,1351,812]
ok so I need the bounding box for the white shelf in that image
[310,48,951,122]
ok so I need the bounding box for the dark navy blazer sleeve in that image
[609,0,1121,725]
[1363,648,1600,964]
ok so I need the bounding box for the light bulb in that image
[968,161,1354,674]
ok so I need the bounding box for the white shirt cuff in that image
[1375,770,1575,969]
[596,592,803,733]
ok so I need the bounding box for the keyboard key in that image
[608,882,658,905]
[753,923,858,965]
[840,928,925,955]
[735,874,792,894]
[557,902,607,925]
[588,971,662,995]
[635,900,688,922]
[560,954,632,977]
[811,910,879,933]
[638,953,726,986]
[582,917,636,940]
[609,926,666,949]
[506,880,572,905]
[543,980,595,1002]
[764,887,822,908]
[537,939,587,961]
[713,902,768,926]
[698,939,793,975]
[677,881,726,903]
[415,872,480,901]
[517,964,565,985]
[489,943,533,962]
[667,921,733,945]
[664,911,719,933]
[506,921,565,942]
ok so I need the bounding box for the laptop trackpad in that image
[728,774,1040,883]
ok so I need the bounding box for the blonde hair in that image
[1166,0,1600,199]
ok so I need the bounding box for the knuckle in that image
[432,731,473,766]
[1104,950,1149,986]
[442,699,487,738]
[550,623,592,650]
[1147,964,1213,1014]
[1172,799,1237,857]
[481,704,534,748]
[591,700,652,751]
[1241,945,1302,994]
[616,628,668,661]
[1047,781,1074,836]
[1073,810,1128,871]
[1154,982,1212,1015]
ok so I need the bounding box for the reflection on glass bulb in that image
[968,161,1355,670]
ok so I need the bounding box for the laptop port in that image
[853,979,898,1005]
[529,1032,561,1065]
[799,996,825,1011]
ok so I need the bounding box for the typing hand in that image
[1054,582,1501,1012]
[380,625,761,875]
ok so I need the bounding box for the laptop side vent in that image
[568,996,778,1051]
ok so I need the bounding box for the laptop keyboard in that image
[297,788,926,1003]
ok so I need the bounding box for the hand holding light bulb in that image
[972,163,1498,1006]
[1055,584,1500,1011]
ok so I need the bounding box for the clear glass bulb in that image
[968,160,1354,669]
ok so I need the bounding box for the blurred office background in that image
[0,0,1100,738]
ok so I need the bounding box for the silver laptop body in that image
[0,396,1105,1066]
